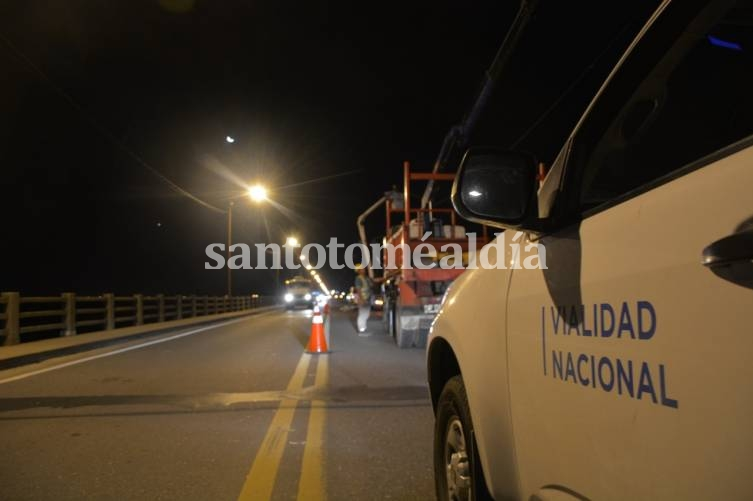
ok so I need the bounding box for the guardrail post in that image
[61,292,76,337]
[204,296,209,316]
[176,295,183,320]
[157,294,165,322]
[2,292,20,346]
[191,295,197,317]
[135,294,144,325]
[104,293,115,330]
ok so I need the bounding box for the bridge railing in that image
[0,292,277,346]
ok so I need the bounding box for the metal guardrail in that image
[0,292,277,346]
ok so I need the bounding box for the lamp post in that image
[227,201,234,296]
[226,184,269,297]
[280,235,301,295]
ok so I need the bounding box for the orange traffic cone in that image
[306,306,329,354]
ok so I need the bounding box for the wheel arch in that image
[428,336,461,413]
[428,333,521,500]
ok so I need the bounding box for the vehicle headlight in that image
[284,293,294,302]
[374,298,384,306]
[304,293,312,301]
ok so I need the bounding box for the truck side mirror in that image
[451,148,538,228]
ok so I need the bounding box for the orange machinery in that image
[359,161,487,348]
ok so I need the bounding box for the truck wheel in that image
[396,327,416,349]
[383,299,393,335]
[434,376,492,501]
[415,328,428,349]
[394,302,415,348]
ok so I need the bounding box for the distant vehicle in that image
[428,1,753,500]
[283,277,315,310]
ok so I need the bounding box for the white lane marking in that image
[0,315,262,385]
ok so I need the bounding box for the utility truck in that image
[357,161,488,348]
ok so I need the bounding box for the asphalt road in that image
[0,307,435,500]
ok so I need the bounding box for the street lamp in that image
[225,135,236,144]
[227,184,269,296]
[280,235,301,294]
[286,236,299,247]
[248,184,267,203]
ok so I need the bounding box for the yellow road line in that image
[238,353,312,501]
[297,355,329,501]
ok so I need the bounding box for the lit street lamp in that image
[248,184,267,203]
[286,236,299,247]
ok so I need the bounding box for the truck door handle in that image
[702,229,753,268]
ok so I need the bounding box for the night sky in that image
[0,1,657,296]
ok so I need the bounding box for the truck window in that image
[573,0,753,211]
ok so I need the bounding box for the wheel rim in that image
[444,417,471,501]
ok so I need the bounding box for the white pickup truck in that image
[428,0,753,499]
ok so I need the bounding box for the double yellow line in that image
[298,355,328,500]
[237,353,329,501]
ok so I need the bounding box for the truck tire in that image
[383,299,394,335]
[397,327,416,349]
[394,301,415,348]
[434,375,492,501]
[415,327,428,349]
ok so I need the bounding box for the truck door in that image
[506,1,753,499]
